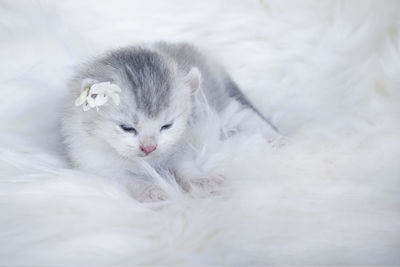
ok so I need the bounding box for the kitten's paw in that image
[136,184,168,202]
[189,175,225,197]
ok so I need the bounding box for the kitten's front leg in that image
[123,178,168,202]
[173,161,225,198]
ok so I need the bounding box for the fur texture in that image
[61,43,278,200]
[1,0,400,265]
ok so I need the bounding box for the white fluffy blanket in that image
[1,0,399,265]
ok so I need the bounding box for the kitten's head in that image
[78,50,201,161]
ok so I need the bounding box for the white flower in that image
[75,81,121,111]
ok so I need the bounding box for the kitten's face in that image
[84,68,199,161]
[100,98,191,160]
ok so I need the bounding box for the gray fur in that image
[61,42,280,201]
[154,42,279,131]
[155,42,229,111]
[102,48,173,117]
[72,42,278,130]
[225,79,280,133]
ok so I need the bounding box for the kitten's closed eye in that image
[160,123,173,131]
[120,124,137,135]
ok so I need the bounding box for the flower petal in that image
[75,87,89,106]
[107,83,122,93]
[83,102,91,111]
[89,83,107,95]
[95,94,109,106]
[87,94,97,107]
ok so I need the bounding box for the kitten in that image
[61,42,279,201]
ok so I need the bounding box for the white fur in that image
[1,0,400,265]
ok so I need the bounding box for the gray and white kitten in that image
[61,42,279,201]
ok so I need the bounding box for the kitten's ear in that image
[184,67,201,93]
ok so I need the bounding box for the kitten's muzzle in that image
[140,145,157,155]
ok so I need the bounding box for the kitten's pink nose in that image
[140,145,157,154]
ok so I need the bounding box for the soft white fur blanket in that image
[1,0,399,265]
